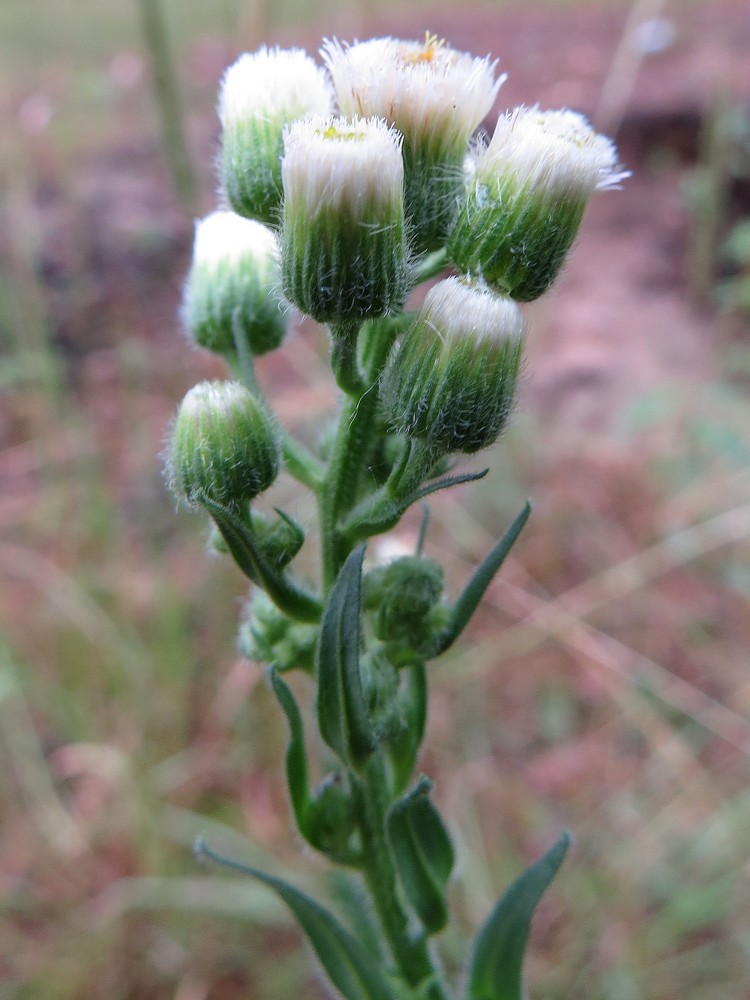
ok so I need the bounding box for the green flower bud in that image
[280,116,411,323]
[169,380,280,509]
[239,590,317,672]
[182,212,287,356]
[364,556,444,656]
[449,107,628,301]
[323,35,504,252]
[219,47,333,224]
[380,277,525,455]
[307,774,359,858]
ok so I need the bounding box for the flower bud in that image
[307,774,359,858]
[380,277,525,455]
[239,590,317,672]
[219,47,333,224]
[323,35,503,251]
[182,212,287,357]
[169,380,280,509]
[449,108,628,301]
[280,116,410,323]
[364,556,444,656]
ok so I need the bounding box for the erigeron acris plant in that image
[168,33,626,1000]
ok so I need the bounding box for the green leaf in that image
[387,663,427,797]
[344,469,489,543]
[200,496,322,623]
[196,838,398,1000]
[387,777,455,935]
[269,669,312,842]
[317,545,376,770]
[466,832,570,1000]
[436,501,531,655]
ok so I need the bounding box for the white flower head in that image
[484,107,629,200]
[421,276,526,348]
[219,47,333,126]
[381,276,524,455]
[193,211,278,269]
[322,34,503,155]
[280,116,410,322]
[184,212,287,356]
[282,115,404,216]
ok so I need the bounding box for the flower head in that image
[280,115,410,322]
[182,211,287,356]
[449,107,628,300]
[169,380,280,510]
[218,47,333,223]
[323,35,504,251]
[380,276,525,455]
[322,34,502,157]
[483,107,628,198]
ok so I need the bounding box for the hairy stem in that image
[356,754,449,997]
[319,319,400,590]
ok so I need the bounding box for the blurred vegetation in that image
[1,1,750,998]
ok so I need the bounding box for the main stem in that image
[318,319,400,591]
[356,755,448,998]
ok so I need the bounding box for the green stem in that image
[318,319,401,590]
[281,434,325,492]
[356,755,448,997]
[319,392,374,591]
[330,321,366,397]
[229,315,324,491]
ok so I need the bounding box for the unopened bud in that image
[219,47,333,223]
[281,115,411,323]
[381,277,525,455]
[182,212,287,357]
[169,381,280,509]
[364,556,444,656]
[449,107,628,300]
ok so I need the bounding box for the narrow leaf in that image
[436,501,531,655]
[200,496,322,623]
[197,839,398,1000]
[269,669,312,842]
[387,663,427,796]
[317,545,375,770]
[344,469,489,543]
[466,832,570,1000]
[387,777,455,935]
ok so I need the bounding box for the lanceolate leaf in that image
[386,777,455,935]
[317,545,375,770]
[466,832,570,1000]
[344,469,489,544]
[436,501,531,656]
[196,839,398,1000]
[269,669,312,842]
[387,662,427,797]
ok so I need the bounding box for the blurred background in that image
[1,0,749,997]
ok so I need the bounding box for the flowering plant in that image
[168,33,625,1000]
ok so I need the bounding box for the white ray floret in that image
[483,107,630,199]
[421,276,526,347]
[219,46,333,126]
[192,211,279,268]
[322,34,504,151]
[282,116,404,215]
